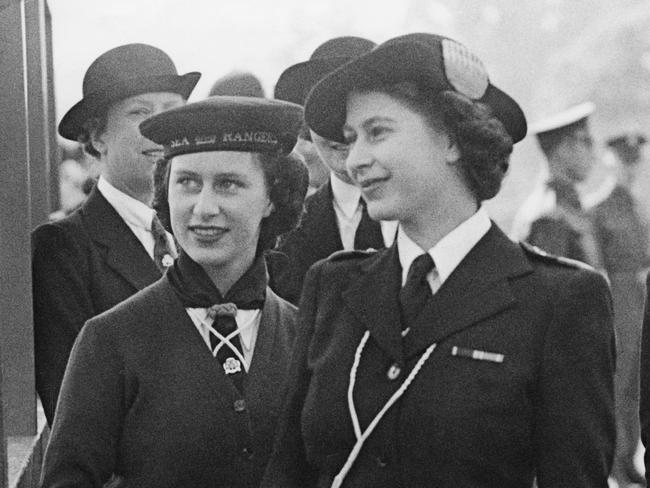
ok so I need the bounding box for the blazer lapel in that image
[299,181,344,264]
[82,186,161,290]
[156,280,239,406]
[342,246,404,363]
[244,290,286,411]
[403,225,533,358]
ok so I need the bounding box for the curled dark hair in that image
[367,82,513,201]
[77,115,108,159]
[152,151,308,252]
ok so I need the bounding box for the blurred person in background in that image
[209,70,266,98]
[31,43,200,425]
[511,102,603,269]
[48,158,89,221]
[600,132,650,487]
[263,33,615,487]
[41,96,308,488]
[271,36,396,304]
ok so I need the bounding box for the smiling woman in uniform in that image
[40,96,308,488]
[262,33,616,488]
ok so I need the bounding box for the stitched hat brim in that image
[58,71,201,141]
[274,57,357,106]
[305,42,526,144]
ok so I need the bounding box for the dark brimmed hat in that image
[274,36,376,106]
[304,33,527,143]
[139,96,304,158]
[209,71,265,98]
[58,43,201,141]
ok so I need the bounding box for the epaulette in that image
[519,241,595,271]
[328,248,378,262]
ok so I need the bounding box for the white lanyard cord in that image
[332,330,437,488]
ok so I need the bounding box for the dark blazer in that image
[32,186,161,425]
[263,225,615,488]
[41,278,298,488]
[270,181,343,304]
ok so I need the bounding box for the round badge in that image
[442,39,489,100]
[223,357,242,375]
[161,254,174,267]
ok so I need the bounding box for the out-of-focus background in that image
[49,0,650,230]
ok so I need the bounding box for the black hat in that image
[59,43,201,141]
[274,36,376,106]
[139,96,304,158]
[304,33,527,143]
[209,71,265,98]
[607,132,647,165]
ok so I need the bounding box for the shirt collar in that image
[330,173,362,219]
[397,207,492,286]
[97,176,156,231]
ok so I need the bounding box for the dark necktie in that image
[399,253,435,331]
[151,214,176,271]
[208,303,247,393]
[354,198,385,250]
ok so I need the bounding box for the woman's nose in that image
[346,141,372,177]
[193,187,221,217]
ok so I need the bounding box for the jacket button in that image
[233,399,246,412]
[387,363,401,381]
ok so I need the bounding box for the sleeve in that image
[640,272,650,485]
[260,263,322,488]
[40,319,125,488]
[32,223,95,425]
[534,270,616,487]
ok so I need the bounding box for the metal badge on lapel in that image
[223,357,242,374]
[161,254,174,268]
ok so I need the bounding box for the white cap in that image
[529,102,595,135]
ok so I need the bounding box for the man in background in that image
[592,132,649,487]
[271,36,396,304]
[511,102,603,268]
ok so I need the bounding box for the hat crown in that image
[82,43,179,97]
[310,36,377,60]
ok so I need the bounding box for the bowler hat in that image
[58,43,201,141]
[304,33,527,143]
[274,36,376,106]
[209,71,265,98]
[139,96,304,158]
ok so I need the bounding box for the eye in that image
[368,125,390,141]
[129,106,151,117]
[175,175,201,192]
[215,178,245,192]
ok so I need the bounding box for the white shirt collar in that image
[97,176,156,230]
[398,207,492,287]
[330,173,362,219]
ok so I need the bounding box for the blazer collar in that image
[402,224,533,357]
[342,224,533,361]
[81,186,160,289]
[342,245,404,362]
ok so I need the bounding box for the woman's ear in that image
[264,199,275,218]
[90,127,107,156]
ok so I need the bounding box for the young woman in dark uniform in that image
[262,33,616,488]
[41,96,308,488]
